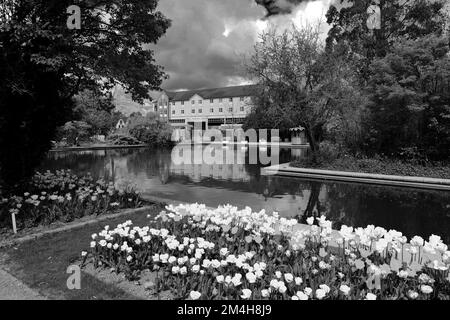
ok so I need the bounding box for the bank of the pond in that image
[263,163,450,191]
[291,157,450,180]
[50,144,149,152]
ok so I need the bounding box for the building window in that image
[172,110,175,115]
[219,108,223,113]
[210,99,214,103]
[192,109,195,113]
[198,100,202,104]
[198,109,202,113]
[191,100,195,105]
[229,107,233,112]
[181,110,184,114]
[240,97,244,101]
[229,98,233,102]
[240,107,244,112]
[181,101,185,105]
[210,108,214,113]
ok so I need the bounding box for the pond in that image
[40,145,450,243]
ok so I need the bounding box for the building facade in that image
[113,84,256,127]
[150,90,171,121]
[149,85,257,141]
[166,85,256,129]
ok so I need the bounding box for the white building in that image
[167,85,256,127]
[149,85,257,141]
[115,119,127,129]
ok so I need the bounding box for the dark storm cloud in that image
[255,0,309,17]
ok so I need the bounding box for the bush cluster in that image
[107,134,143,146]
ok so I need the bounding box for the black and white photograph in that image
[0,0,450,307]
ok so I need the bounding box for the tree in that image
[56,121,92,145]
[73,89,123,136]
[127,112,173,147]
[363,35,450,160]
[0,0,170,189]
[326,0,447,61]
[244,25,362,159]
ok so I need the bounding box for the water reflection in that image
[41,146,450,242]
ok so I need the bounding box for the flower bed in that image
[0,170,146,232]
[83,204,450,300]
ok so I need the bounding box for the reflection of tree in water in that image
[297,182,325,224]
[284,178,450,243]
[126,148,172,184]
[41,151,109,179]
[323,183,450,243]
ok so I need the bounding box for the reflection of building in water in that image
[169,145,252,182]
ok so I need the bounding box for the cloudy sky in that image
[153,0,335,91]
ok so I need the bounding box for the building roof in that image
[166,85,258,102]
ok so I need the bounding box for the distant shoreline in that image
[49,144,149,152]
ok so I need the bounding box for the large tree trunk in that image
[304,125,319,162]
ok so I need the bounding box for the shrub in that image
[296,141,341,167]
[107,134,142,146]
[129,123,173,147]
[56,121,92,146]
[124,113,174,147]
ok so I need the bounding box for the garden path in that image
[0,268,46,300]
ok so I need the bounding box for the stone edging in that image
[262,163,450,191]
[0,206,157,249]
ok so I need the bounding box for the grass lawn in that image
[0,203,164,300]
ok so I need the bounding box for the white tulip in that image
[190,291,201,300]
[241,289,252,299]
